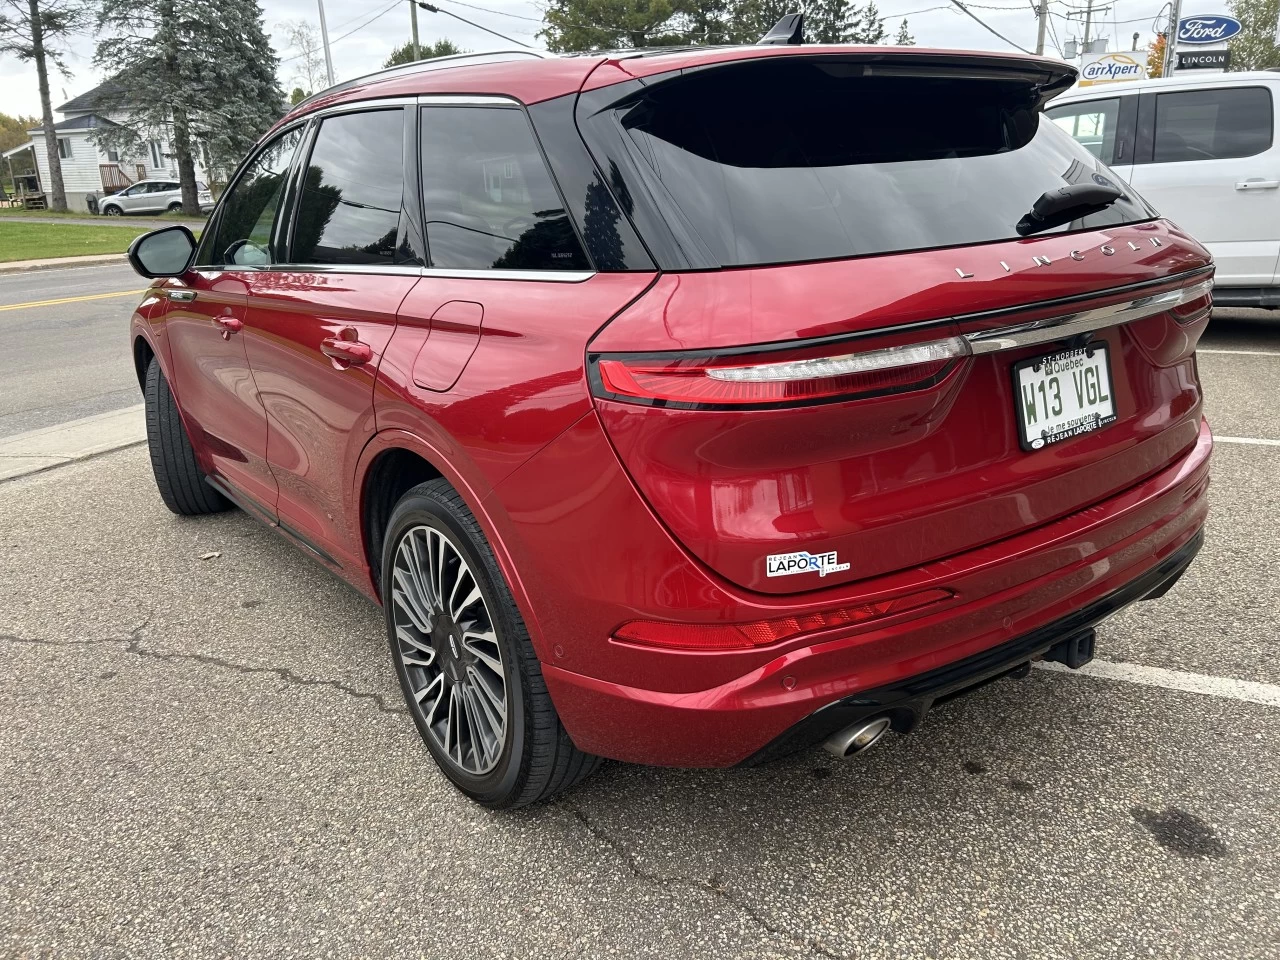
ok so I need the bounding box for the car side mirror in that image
[127,224,197,278]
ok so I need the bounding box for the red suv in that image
[126,45,1214,808]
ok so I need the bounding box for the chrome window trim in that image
[417,266,594,283]
[418,95,522,107]
[307,97,414,119]
[964,278,1214,354]
[209,263,595,283]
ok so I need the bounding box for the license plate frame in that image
[1011,341,1118,452]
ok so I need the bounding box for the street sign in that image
[1079,52,1147,85]
[1176,15,1243,44]
[1177,48,1231,69]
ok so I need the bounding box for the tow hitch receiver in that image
[1043,628,1097,669]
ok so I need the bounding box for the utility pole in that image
[1164,0,1183,76]
[317,0,336,87]
[1035,0,1049,55]
[1065,0,1111,58]
[410,0,422,60]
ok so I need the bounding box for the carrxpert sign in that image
[1079,53,1146,86]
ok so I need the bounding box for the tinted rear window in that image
[605,59,1153,267]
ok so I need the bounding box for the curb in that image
[0,253,128,273]
[0,405,145,481]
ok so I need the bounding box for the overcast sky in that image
[1,0,1198,119]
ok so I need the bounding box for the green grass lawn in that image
[0,221,143,262]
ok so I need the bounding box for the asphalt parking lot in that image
[0,294,1277,958]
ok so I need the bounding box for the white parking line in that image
[1035,659,1280,708]
[1198,349,1280,357]
[1215,436,1280,447]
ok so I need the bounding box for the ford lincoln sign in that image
[1177,15,1243,44]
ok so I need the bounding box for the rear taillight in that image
[590,336,968,409]
[1171,280,1213,325]
[612,588,953,651]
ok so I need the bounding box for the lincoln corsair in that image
[125,43,1214,807]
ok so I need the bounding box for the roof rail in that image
[293,50,555,112]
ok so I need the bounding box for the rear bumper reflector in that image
[612,588,953,651]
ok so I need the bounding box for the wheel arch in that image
[132,333,155,393]
[355,430,547,658]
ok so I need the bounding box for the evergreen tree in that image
[540,0,683,51]
[843,1,887,42]
[894,17,914,44]
[384,37,464,68]
[720,0,792,43]
[806,0,849,43]
[94,0,283,214]
[1227,0,1280,70]
[0,0,91,211]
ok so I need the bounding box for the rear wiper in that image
[1016,182,1124,237]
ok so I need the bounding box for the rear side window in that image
[1152,87,1273,163]
[1046,98,1121,162]
[203,127,302,266]
[419,105,589,271]
[291,109,407,266]
[589,58,1152,268]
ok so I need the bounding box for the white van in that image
[1048,71,1280,308]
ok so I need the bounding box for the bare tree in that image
[282,18,325,97]
[0,0,91,211]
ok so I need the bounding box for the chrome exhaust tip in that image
[822,716,893,759]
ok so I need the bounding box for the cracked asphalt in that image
[1,308,1278,959]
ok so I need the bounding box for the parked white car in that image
[99,179,214,216]
[1048,71,1280,309]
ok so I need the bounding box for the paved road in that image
[0,272,1277,958]
[0,263,144,437]
[1,215,206,228]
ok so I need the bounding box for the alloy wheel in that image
[390,524,508,776]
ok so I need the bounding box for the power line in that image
[948,0,1033,52]
[414,1,534,47]
[279,0,402,65]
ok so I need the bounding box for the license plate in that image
[1013,343,1117,451]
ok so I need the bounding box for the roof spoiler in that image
[758,12,805,45]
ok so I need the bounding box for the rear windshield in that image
[607,58,1154,267]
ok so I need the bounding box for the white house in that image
[3,78,212,212]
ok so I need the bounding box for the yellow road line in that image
[0,289,147,312]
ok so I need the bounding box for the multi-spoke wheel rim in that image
[390,524,508,776]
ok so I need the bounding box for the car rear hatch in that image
[578,51,1214,595]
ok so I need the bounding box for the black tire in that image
[383,479,600,808]
[143,358,230,516]
[167,202,183,213]
[103,205,122,216]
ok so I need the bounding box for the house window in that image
[57,138,72,159]
[149,140,164,168]
[106,148,119,163]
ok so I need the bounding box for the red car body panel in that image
[159,273,278,511]
[128,46,1216,769]
[240,270,417,572]
[591,222,1210,593]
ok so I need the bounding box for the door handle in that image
[213,315,243,340]
[321,333,373,367]
[1235,179,1280,191]
[166,289,197,302]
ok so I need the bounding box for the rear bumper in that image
[740,529,1200,765]
[541,419,1212,767]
